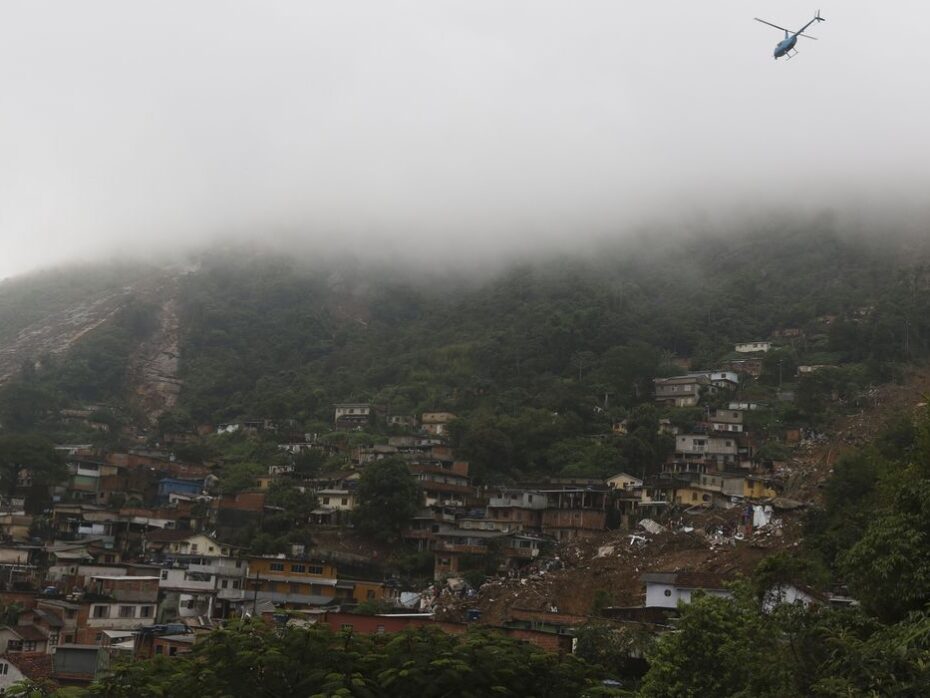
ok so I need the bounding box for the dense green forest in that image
[174,226,929,426]
[4,225,930,482]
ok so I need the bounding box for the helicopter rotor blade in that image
[754,17,791,33]
[797,32,818,40]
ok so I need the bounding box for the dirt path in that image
[128,280,182,425]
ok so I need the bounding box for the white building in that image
[734,341,771,353]
[642,572,732,608]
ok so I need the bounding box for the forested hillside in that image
[3,223,930,476]
[175,226,921,424]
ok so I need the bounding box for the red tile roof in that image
[2,651,54,681]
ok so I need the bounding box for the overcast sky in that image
[1,1,929,279]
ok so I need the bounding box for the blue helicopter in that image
[755,10,825,60]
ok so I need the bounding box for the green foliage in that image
[751,551,828,603]
[168,231,921,439]
[0,433,66,510]
[83,620,603,697]
[639,588,793,698]
[354,458,420,541]
[839,477,930,622]
[216,461,265,495]
[574,622,653,681]
[263,480,318,532]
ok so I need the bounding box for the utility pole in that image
[252,569,259,616]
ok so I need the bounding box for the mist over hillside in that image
[2,220,928,469]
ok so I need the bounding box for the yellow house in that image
[606,472,643,491]
[673,486,713,508]
[744,478,777,500]
[246,556,389,607]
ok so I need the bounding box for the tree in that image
[0,434,66,506]
[639,589,793,698]
[0,383,58,432]
[86,620,605,697]
[264,480,317,529]
[353,457,420,541]
[216,462,266,495]
[840,478,930,622]
[574,621,652,683]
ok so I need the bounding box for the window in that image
[65,635,74,644]
[341,498,348,506]
[191,544,198,552]
[155,645,163,655]
[269,562,285,572]
[49,632,59,646]
[141,606,154,618]
[209,546,215,553]
[0,662,7,674]
[93,605,108,619]
[664,589,672,597]
[95,633,103,643]
[161,570,169,580]
[66,610,76,619]
[221,580,229,589]
[307,565,323,575]
[6,640,22,652]
[367,590,376,600]
[119,606,135,618]
[169,646,178,656]
[291,564,305,573]
[232,580,240,589]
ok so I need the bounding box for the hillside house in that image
[0,652,54,693]
[606,472,643,491]
[387,415,417,429]
[734,341,771,353]
[144,532,236,560]
[688,371,739,390]
[411,462,473,508]
[0,625,51,654]
[245,555,386,609]
[653,375,711,408]
[485,490,547,533]
[721,358,763,377]
[333,404,378,429]
[156,478,203,504]
[707,408,744,433]
[540,488,608,541]
[311,489,357,526]
[642,571,732,608]
[420,412,457,436]
[672,434,739,471]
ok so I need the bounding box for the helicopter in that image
[755,10,825,60]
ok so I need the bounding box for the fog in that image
[2,1,930,280]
